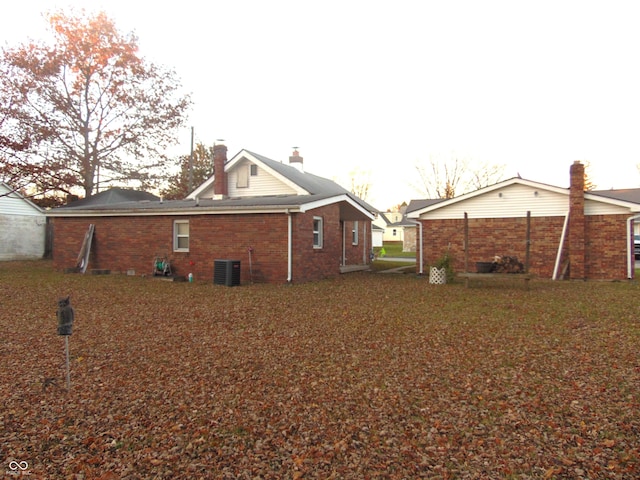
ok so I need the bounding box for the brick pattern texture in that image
[417,213,629,280]
[51,206,371,284]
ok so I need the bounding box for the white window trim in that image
[313,216,323,249]
[174,220,190,252]
[352,220,359,245]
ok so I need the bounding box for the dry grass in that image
[1,260,639,479]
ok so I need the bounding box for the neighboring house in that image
[373,209,407,242]
[48,146,376,283]
[0,182,46,260]
[373,207,421,252]
[407,161,640,280]
[376,211,405,242]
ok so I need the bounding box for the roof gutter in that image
[46,206,304,217]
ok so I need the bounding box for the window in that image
[313,217,323,249]
[174,220,189,251]
[352,220,359,245]
[392,228,397,236]
[250,164,258,176]
[237,165,249,188]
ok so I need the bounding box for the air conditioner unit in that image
[213,259,241,286]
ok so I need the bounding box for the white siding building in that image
[0,182,46,260]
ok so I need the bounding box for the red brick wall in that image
[342,220,370,265]
[290,207,371,282]
[569,161,586,279]
[584,214,629,279]
[51,208,372,284]
[51,215,290,283]
[417,213,629,280]
[291,205,340,283]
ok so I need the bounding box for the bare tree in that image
[414,154,505,199]
[349,167,372,202]
[468,161,507,191]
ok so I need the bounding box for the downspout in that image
[342,222,346,267]
[362,221,368,264]
[408,219,424,275]
[287,210,292,283]
[626,214,640,279]
[553,211,570,280]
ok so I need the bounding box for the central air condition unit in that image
[213,259,241,286]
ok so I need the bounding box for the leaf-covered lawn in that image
[1,261,639,479]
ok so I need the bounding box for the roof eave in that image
[46,205,305,217]
[300,194,376,220]
[407,178,569,218]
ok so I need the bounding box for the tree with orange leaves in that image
[0,10,192,201]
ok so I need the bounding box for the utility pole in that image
[188,126,194,193]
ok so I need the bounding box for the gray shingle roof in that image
[243,150,379,213]
[406,198,446,213]
[57,194,338,212]
[589,188,640,204]
[244,150,353,197]
[61,188,159,208]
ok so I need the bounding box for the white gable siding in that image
[194,160,300,199]
[193,183,215,199]
[419,184,635,220]
[228,159,298,198]
[422,184,571,220]
[0,184,43,216]
[584,198,631,215]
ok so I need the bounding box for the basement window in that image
[174,220,189,252]
[313,217,323,249]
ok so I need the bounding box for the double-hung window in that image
[174,220,189,252]
[313,217,323,249]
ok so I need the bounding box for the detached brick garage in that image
[48,146,375,283]
[407,162,640,281]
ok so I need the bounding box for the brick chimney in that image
[568,160,585,279]
[289,148,303,172]
[213,144,228,198]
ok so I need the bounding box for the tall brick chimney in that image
[289,148,303,172]
[568,160,585,279]
[213,144,228,198]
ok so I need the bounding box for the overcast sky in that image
[3,1,640,209]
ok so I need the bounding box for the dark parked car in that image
[635,235,640,259]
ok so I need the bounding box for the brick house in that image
[48,146,376,283]
[407,161,640,280]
